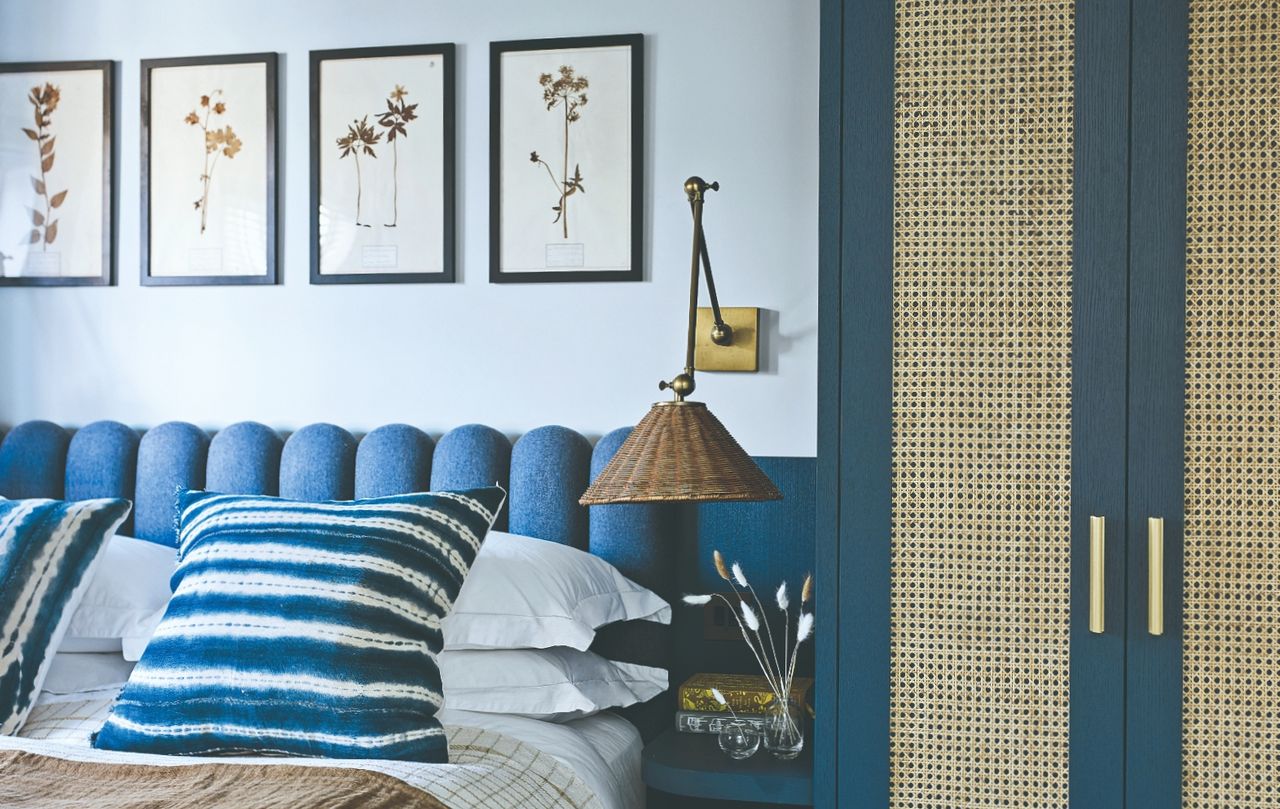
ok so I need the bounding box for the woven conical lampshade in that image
[579,400,782,505]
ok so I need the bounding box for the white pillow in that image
[60,534,176,661]
[443,531,670,651]
[58,637,122,653]
[39,652,135,696]
[440,647,667,722]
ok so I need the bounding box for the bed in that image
[0,419,678,809]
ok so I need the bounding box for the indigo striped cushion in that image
[1,497,132,734]
[92,487,505,762]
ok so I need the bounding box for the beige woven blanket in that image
[0,726,602,809]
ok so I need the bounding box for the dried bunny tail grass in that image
[801,573,813,604]
[782,612,816,699]
[713,550,731,582]
[731,562,748,588]
[740,601,760,632]
[710,686,740,719]
[797,612,814,643]
[683,594,712,605]
[776,581,789,611]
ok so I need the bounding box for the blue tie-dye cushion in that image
[92,486,504,762]
[1,497,132,734]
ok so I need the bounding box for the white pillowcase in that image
[39,652,136,696]
[440,647,667,722]
[443,531,670,651]
[60,534,176,661]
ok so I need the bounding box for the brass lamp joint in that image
[659,371,695,401]
[685,176,720,202]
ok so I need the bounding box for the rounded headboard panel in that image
[588,427,677,599]
[355,424,433,500]
[509,426,592,550]
[135,422,208,546]
[0,420,70,500]
[431,424,512,531]
[207,421,282,496]
[65,421,140,535]
[279,424,357,502]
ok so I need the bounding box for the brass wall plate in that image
[695,306,760,372]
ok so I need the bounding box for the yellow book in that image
[678,673,813,714]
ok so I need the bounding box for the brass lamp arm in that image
[661,176,732,402]
[697,214,731,343]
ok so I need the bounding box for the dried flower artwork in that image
[333,84,420,229]
[529,65,588,239]
[375,84,418,227]
[185,90,243,234]
[336,114,382,227]
[23,82,67,250]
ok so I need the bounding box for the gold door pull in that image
[1089,516,1105,634]
[1148,517,1164,636]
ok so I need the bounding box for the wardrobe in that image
[816,1,1279,807]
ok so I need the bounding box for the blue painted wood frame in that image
[815,0,846,806]
[1069,3,1133,807]
[817,0,895,807]
[1125,0,1189,806]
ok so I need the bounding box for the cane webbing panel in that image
[890,2,1075,807]
[1183,4,1280,808]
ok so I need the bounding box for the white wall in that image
[0,0,818,456]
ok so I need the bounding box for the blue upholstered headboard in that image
[0,419,678,601]
[0,419,682,739]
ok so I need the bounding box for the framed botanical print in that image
[311,44,455,284]
[141,52,277,286]
[490,34,643,283]
[0,60,113,286]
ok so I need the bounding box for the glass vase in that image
[763,696,805,760]
[717,718,761,760]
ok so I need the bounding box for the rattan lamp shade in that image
[579,401,782,505]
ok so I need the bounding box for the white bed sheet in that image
[437,708,644,809]
[17,655,643,809]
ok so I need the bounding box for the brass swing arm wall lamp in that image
[579,177,782,505]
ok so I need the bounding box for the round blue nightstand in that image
[641,729,813,807]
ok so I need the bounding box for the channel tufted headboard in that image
[0,419,680,739]
[0,419,677,601]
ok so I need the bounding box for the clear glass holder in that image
[717,718,761,760]
[763,697,805,760]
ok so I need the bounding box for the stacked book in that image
[675,673,813,734]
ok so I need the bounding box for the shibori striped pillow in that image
[92,486,505,762]
[1,497,133,735]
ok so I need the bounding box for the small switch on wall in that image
[703,595,742,641]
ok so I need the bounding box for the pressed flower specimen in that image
[375,84,418,228]
[336,115,382,227]
[185,90,243,234]
[530,65,588,239]
[23,82,68,250]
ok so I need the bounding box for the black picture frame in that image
[490,34,644,283]
[309,43,456,285]
[140,52,278,286]
[0,59,115,287]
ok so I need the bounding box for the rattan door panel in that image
[890,2,1077,807]
[1128,0,1280,806]
[832,0,1280,807]
[1180,3,1280,807]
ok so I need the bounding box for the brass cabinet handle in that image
[1089,515,1105,634]
[1148,517,1164,636]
